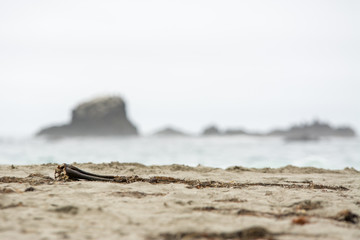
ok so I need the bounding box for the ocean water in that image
[0,136,359,170]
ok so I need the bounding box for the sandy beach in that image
[1,163,359,240]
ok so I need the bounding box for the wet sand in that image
[1,163,360,239]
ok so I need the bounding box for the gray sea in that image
[0,136,359,170]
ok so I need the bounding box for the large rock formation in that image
[153,127,188,136]
[37,96,138,138]
[224,128,247,136]
[202,125,221,136]
[268,120,356,141]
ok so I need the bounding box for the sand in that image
[0,163,359,240]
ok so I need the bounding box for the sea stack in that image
[37,96,138,138]
[202,125,221,136]
[267,120,356,141]
[153,127,188,136]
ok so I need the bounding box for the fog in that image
[1,0,359,136]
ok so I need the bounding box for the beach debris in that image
[243,182,348,191]
[334,209,359,224]
[292,216,310,225]
[236,209,303,219]
[112,191,166,198]
[174,200,193,206]
[25,187,36,192]
[193,206,217,211]
[0,202,23,209]
[191,205,358,225]
[159,226,274,240]
[214,198,247,203]
[51,205,79,215]
[0,174,53,185]
[290,200,322,212]
[0,187,22,194]
[192,206,306,220]
[237,209,260,216]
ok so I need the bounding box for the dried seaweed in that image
[53,164,350,191]
[158,226,274,240]
[0,187,20,193]
[290,200,322,211]
[214,198,247,203]
[194,206,360,225]
[0,174,54,185]
[0,202,23,210]
[193,206,218,211]
[50,205,79,215]
[235,182,348,191]
[112,191,166,198]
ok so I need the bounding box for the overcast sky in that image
[0,0,359,137]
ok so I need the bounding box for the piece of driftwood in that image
[55,164,183,184]
[55,164,119,181]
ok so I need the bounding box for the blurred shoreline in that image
[0,135,359,170]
